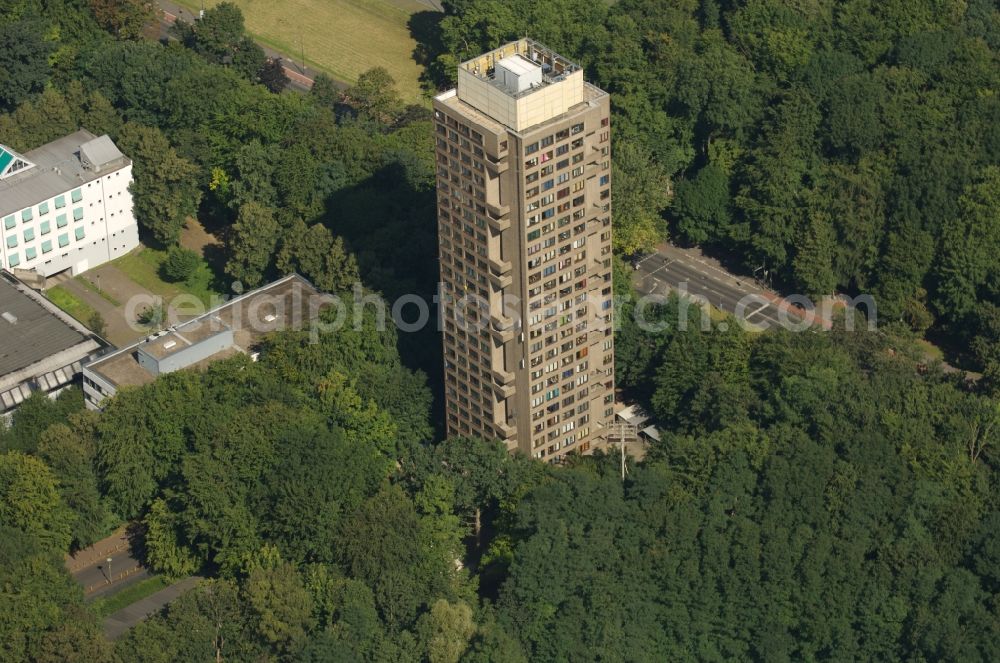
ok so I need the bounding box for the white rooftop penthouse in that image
[453,39,587,132]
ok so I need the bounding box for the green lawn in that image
[89,575,172,618]
[46,285,98,325]
[171,0,432,102]
[113,247,222,308]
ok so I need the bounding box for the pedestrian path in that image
[67,525,148,596]
[103,576,202,640]
[66,527,130,574]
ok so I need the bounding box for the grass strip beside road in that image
[46,285,98,325]
[89,575,172,618]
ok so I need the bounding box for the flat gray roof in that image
[139,317,231,360]
[0,271,92,376]
[85,274,328,389]
[0,130,131,218]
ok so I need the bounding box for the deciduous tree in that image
[225,201,280,287]
[341,67,403,125]
[612,141,670,255]
[0,452,73,552]
[116,122,202,245]
[276,218,359,293]
[0,17,53,110]
[416,599,476,663]
[88,0,155,40]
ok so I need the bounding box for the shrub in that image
[137,301,165,329]
[161,246,200,282]
[87,312,107,337]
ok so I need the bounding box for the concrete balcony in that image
[491,379,515,399]
[485,156,509,174]
[489,256,512,275]
[487,214,510,232]
[489,320,516,343]
[486,200,510,217]
[490,310,516,333]
[489,269,512,289]
[494,419,516,439]
[492,366,515,385]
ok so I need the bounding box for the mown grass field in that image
[174,0,432,102]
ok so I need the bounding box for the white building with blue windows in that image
[0,129,139,280]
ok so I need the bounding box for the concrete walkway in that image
[103,576,202,640]
[58,265,151,347]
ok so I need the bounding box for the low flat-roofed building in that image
[82,274,327,409]
[0,270,107,415]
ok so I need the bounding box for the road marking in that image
[747,311,775,324]
[663,248,776,294]
[642,260,673,278]
[636,254,658,267]
[637,248,808,330]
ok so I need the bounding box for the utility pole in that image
[106,557,113,584]
[606,421,639,481]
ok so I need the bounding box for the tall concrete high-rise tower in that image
[433,39,614,462]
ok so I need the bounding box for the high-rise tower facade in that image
[433,40,614,461]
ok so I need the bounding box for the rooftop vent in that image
[163,340,177,350]
[1,311,17,324]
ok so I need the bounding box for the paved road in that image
[155,0,347,93]
[103,576,202,639]
[633,243,827,330]
[71,547,145,597]
[67,527,146,597]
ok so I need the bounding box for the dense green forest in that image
[4,302,1000,660]
[424,0,1000,375]
[2,0,1000,660]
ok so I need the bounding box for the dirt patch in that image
[179,217,222,257]
[179,217,228,277]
